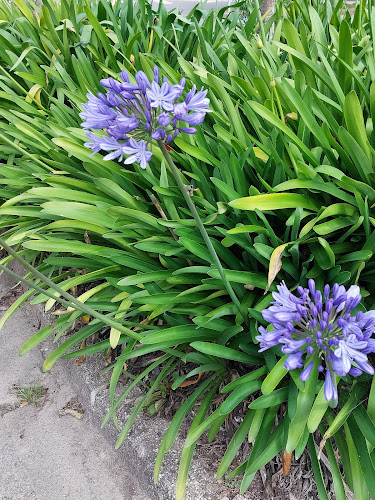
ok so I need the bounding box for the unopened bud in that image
[270,80,276,90]
[257,37,263,50]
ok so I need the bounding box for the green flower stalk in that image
[80,65,247,324]
[157,140,247,324]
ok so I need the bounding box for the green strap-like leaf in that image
[230,193,321,212]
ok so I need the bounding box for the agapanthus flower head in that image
[80,66,210,169]
[256,280,375,401]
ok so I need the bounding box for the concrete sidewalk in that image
[0,270,156,500]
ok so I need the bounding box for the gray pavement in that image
[0,269,153,500]
[151,0,273,15]
[152,0,232,13]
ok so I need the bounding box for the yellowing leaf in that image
[265,243,289,294]
[253,146,269,162]
[286,112,298,121]
[25,84,43,105]
[115,298,132,319]
[111,291,130,303]
[51,309,70,316]
[109,327,121,349]
[64,409,83,419]
[148,28,154,52]
[46,282,110,313]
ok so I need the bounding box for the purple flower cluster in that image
[80,66,210,168]
[257,280,375,401]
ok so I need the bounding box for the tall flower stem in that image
[157,140,248,325]
[273,85,285,123]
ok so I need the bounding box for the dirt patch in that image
[0,287,21,310]
[58,397,85,419]
[0,403,17,417]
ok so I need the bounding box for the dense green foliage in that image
[1,0,375,497]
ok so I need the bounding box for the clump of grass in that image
[14,384,46,405]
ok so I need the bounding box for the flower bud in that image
[270,80,276,91]
[257,37,263,50]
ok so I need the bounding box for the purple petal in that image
[183,112,206,126]
[284,351,304,370]
[178,127,197,134]
[300,361,314,381]
[348,367,362,377]
[323,370,337,402]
